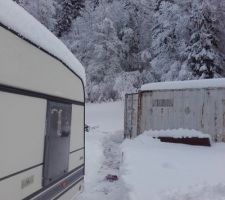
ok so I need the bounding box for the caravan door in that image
[43,101,72,186]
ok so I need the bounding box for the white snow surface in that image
[74,101,225,200]
[141,78,225,91]
[122,132,225,200]
[85,101,124,132]
[144,129,211,139]
[76,101,128,200]
[0,0,85,84]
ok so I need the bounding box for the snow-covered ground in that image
[76,101,128,200]
[85,101,124,132]
[76,101,225,200]
[122,133,225,200]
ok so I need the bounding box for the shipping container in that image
[124,79,225,142]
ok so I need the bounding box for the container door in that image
[43,101,72,186]
[124,94,139,138]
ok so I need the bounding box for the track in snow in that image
[77,130,129,200]
[100,131,128,199]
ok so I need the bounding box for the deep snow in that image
[76,101,128,200]
[122,134,225,200]
[85,101,124,132]
[75,101,225,200]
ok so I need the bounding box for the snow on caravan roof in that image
[141,78,225,91]
[0,0,85,84]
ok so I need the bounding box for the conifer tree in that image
[55,0,85,37]
[186,3,224,78]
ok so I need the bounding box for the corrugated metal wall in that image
[124,94,139,138]
[124,88,225,142]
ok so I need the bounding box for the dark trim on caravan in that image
[54,177,83,200]
[23,165,84,200]
[70,147,84,155]
[0,84,85,182]
[0,84,84,106]
[0,163,43,182]
[0,22,85,91]
[0,22,86,176]
[0,21,86,199]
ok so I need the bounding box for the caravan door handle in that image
[60,131,70,137]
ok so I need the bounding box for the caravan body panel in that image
[0,26,84,102]
[0,18,85,200]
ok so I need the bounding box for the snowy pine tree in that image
[55,0,85,37]
[150,1,183,81]
[86,18,123,101]
[15,0,225,101]
[186,2,225,78]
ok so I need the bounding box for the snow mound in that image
[141,78,225,91]
[163,183,225,200]
[144,129,211,139]
[0,0,85,84]
[122,132,225,200]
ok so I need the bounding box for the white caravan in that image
[0,1,85,200]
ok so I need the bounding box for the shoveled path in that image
[77,130,129,200]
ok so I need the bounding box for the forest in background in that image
[14,0,225,102]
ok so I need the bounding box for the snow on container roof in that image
[141,78,225,91]
[0,0,85,85]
